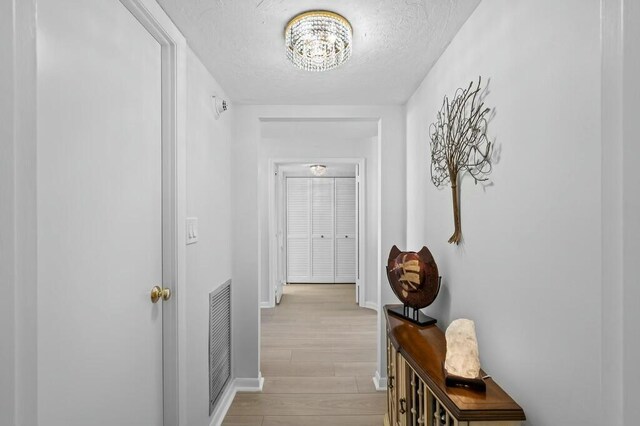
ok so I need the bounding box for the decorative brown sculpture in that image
[386,245,441,326]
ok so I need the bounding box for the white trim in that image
[373,370,387,391]
[118,1,187,424]
[12,0,38,423]
[267,161,278,308]
[601,1,624,425]
[208,381,235,426]
[355,162,364,306]
[1,1,17,421]
[375,117,384,402]
[235,375,265,392]
[364,301,379,312]
[209,375,264,426]
[260,301,274,309]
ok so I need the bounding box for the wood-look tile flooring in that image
[224,284,385,426]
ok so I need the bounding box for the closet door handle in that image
[345,235,348,238]
[150,286,171,303]
[321,235,324,238]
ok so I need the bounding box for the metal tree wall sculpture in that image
[429,77,492,244]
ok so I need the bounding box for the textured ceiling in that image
[157,0,480,104]
[260,118,379,139]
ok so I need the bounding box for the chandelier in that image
[285,11,352,72]
[309,164,327,176]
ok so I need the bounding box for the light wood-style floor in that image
[223,284,385,426]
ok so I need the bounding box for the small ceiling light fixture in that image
[309,164,327,176]
[285,10,352,72]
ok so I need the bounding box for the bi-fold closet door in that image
[310,179,335,282]
[334,178,356,283]
[285,178,311,283]
[286,177,356,283]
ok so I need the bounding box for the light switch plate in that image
[186,217,198,245]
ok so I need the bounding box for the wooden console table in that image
[385,305,525,426]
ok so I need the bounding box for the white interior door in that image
[37,0,164,424]
[335,178,357,283]
[286,178,311,282]
[311,178,335,282]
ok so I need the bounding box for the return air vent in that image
[209,279,231,415]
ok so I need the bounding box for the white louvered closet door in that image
[335,178,356,282]
[286,178,311,282]
[311,178,335,282]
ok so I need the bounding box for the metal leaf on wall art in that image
[429,77,492,244]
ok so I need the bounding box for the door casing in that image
[268,158,366,307]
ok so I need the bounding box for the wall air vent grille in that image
[209,279,232,415]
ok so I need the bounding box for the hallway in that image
[223,284,385,426]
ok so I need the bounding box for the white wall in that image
[405,1,601,424]
[2,3,40,426]
[232,105,405,382]
[259,135,378,308]
[184,47,234,426]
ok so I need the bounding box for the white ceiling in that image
[260,118,378,139]
[156,0,480,105]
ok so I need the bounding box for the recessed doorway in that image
[268,160,365,306]
[255,117,384,406]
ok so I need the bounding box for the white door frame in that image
[116,1,188,423]
[268,158,366,307]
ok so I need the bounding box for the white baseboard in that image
[208,380,236,426]
[209,374,264,426]
[260,301,274,309]
[373,370,387,391]
[364,301,379,312]
[235,374,264,392]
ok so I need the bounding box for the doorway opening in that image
[257,158,380,419]
[247,116,384,421]
[269,160,364,306]
[258,157,384,416]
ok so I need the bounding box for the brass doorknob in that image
[161,287,171,301]
[150,286,172,303]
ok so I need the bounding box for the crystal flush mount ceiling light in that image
[309,164,327,176]
[285,10,352,72]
